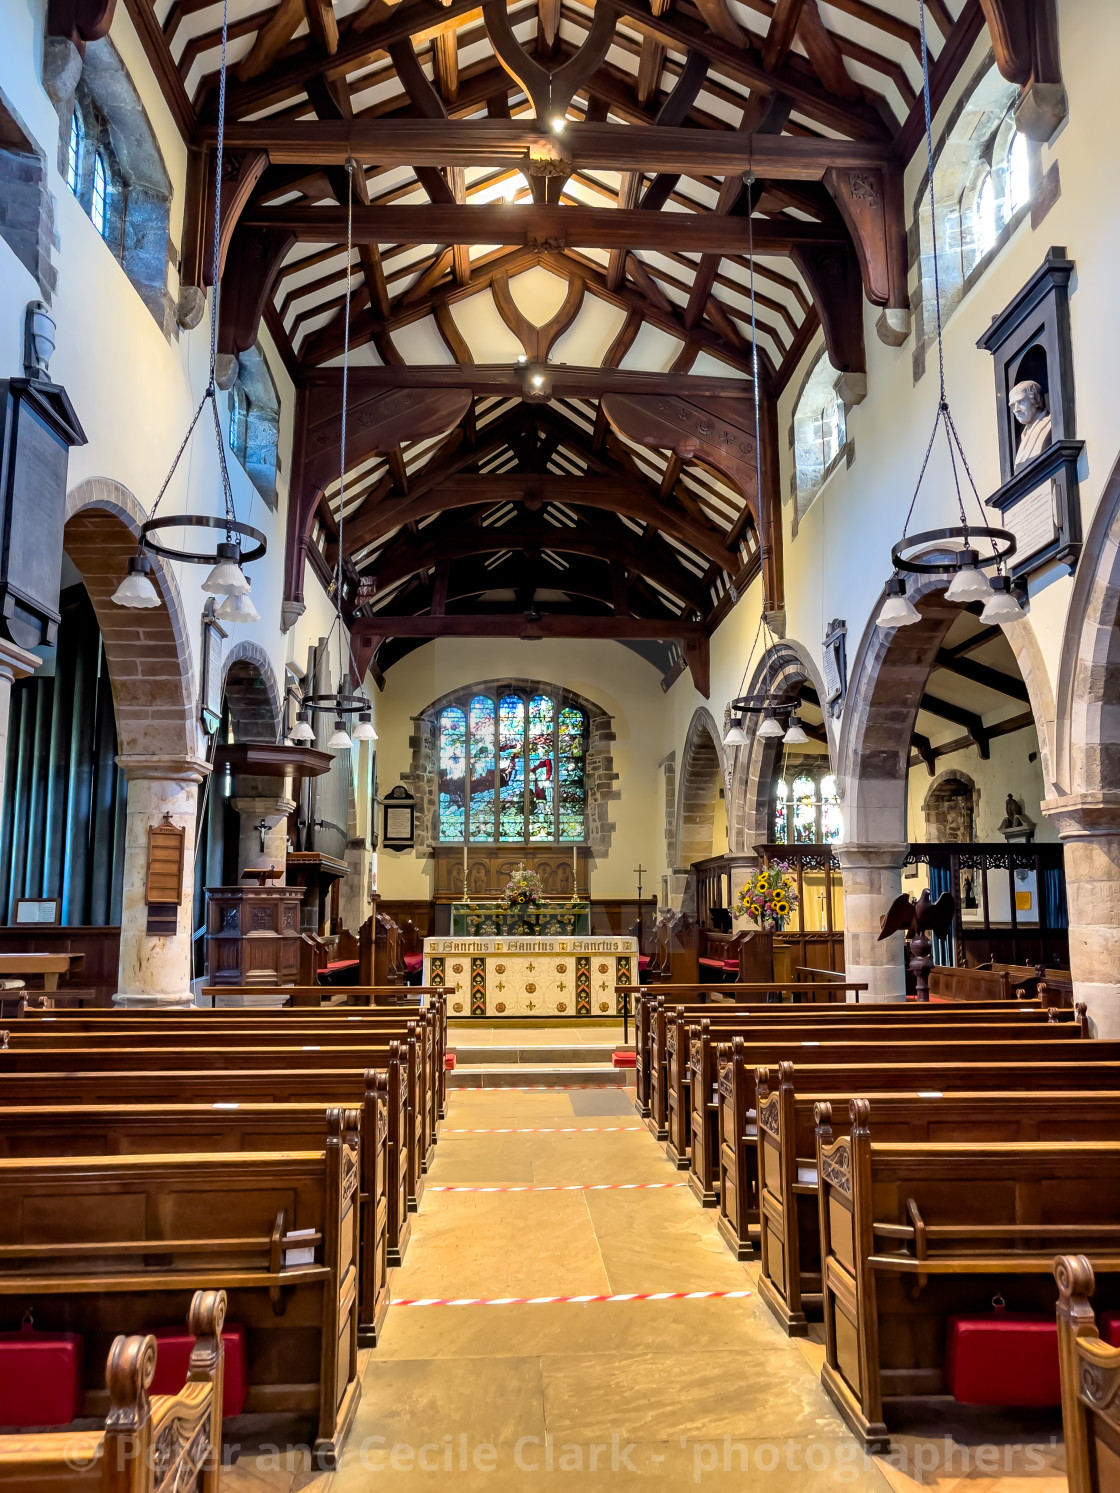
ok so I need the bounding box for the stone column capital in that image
[116,753,212,785]
[231,794,298,819]
[0,637,43,687]
[835,843,911,872]
[1040,792,1120,841]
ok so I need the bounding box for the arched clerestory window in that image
[438,687,587,844]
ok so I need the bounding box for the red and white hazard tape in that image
[426,1181,688,1192]
[392,1289,752,1308]
[443,1126,645,1134]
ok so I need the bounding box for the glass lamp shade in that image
[289,713,315,743]
[112,554,161,609]
[876,576,920,628]
[215,588,260,624]
[783,714,810,746]
[723,718,749,746]
[327,720,352,751]
[202,541,251,597]
[980,574,1026,624]
[351,712,378,742]
[757,712,785,740]
[944,552,994,604]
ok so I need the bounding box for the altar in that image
[450,901,590,935]
[424,935,638,1017]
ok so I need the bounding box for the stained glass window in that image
[498,695,525,842]
[820,773,842,844]
[558,705,585,841]
[438,706,466,842]
[773,778,788,844]
[468,696,495,841]
[793,774,816,844]
[436,687,585,843]
[528,694,554,841]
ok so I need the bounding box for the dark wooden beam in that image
[932,649,1031,703]
[303,365,753,397]
[199,119,895,177]
[918,693,991,758]
[239,202,847,253]
[909,710,1036,769]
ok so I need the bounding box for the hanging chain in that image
[335,159,356,701]
[147,0,237,540]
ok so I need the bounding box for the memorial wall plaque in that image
[0,379,87,649]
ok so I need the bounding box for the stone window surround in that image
[787,346,855,535]
[398,678,619,861]
[0,84,58,302]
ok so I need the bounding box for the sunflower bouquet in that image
[503,863,544,908]
[733,863,799,930]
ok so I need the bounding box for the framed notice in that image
[14,897,61,925]
[146,821,185,905]
[382,785,415,850]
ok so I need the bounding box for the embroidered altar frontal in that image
[424,937,638,1017]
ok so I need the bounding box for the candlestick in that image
[463,841,468,898]
[573,843,578,893]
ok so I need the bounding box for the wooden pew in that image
[815,1114,1120,1452]
[673,1003,1087,1176]
[755,1070,1120,1336]
[4,1024,433,1202]
[716,1050,1120,1263]
[0,1126,362,1467]
[927,965,1016,1000]
[0,1102,391,1348]
[1054,1254,1120,1493]
[197,983,447,1011]
[0,1289,226,1493]
[0,1062,412,1272]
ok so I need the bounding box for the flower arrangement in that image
[734,863,799,930]
[503,863,544,908]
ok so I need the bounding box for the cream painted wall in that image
[663,2,1120,843]
[372,638,667,901]
[905,727,1055,844]
[0,0,371,761]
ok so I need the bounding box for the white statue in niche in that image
[1009,380,1053,468]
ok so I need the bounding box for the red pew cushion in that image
[612,1050,637,1069]
[945,1312,1060,1406]
[403,954,423,973]
[151,1324,247,1417]
[0,1325,82,1428]
[1101,1312,1120,1347]
[445,1053,456,1070]
[638,956,651,971]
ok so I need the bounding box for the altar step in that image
[446,1041,628,1089]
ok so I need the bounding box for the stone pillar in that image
[0,638,41,829]
[115,757,209,1008]
[1042,793,1120,1037]
[230,792,295,876]
[836,843,910,1002]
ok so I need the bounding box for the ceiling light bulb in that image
[531,373,544,388]
[328,720,352,751]
[289,712,315,743]
[980,574,1026,624]
[551,116,566,132]
[723,719,749,747]
[944,549,994,604]
[783,714,809,746]
[202,540,250,596]
[757,711,785,740]
[112,553,161,609]
[516,354,527,365]
[876,576,920,628]
[214,588,261,624]
[352,711,378,742]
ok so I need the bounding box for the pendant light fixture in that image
[722,177,806,750]
[876,0,1023,630]
[290,161,378,754]
[111,0,266,614]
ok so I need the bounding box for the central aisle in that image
[337,1028,897,1491]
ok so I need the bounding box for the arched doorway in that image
[675,708,728,882]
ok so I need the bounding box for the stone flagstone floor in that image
[222,1025,1068,1492]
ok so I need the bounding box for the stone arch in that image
[837,571,1055,848]
[922,767,978,842]
[675,707,728,873]
[63,477,198,760]
[727,640,834,853]
[221,641,281,743]
[1051,449,1120,802]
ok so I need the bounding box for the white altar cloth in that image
[423,936,638,1017]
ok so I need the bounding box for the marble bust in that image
[1009,380,1053,469]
